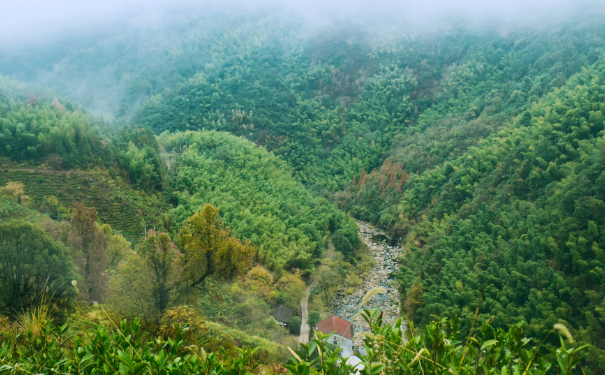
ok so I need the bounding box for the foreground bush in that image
[0,317,262,375]
[0,309,587,374]
[288,309,587,375]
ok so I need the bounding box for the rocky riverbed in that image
[332,221,405,347]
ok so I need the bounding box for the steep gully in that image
[299,221,404,346]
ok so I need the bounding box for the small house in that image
[273,305,294,326]
[317,316,353,357]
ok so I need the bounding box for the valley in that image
[1,3,604,373]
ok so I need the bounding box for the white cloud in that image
[0,0,600,44]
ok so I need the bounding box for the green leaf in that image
[132,361,148,374]
[481,340,498,350]
[556,351,568,375]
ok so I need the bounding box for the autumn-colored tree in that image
[276,271,306,308]
[159,305,207,341]
[178,203,254,290]
[359,167,368,187]
[27,92,38,106]
[38,218,71,244]
[383,159,392,174]
[0,182,28,204]
[244,265,275,300]
[397,171,408,193]
[388,172,397,187]
[69,202,108,303]
[109,207,252,317]
[45,154,64,170]
[51,97,64,111]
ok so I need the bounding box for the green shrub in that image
[0,308,590,374]
[306,311,320,329]
[287,316,302,336]
[287,309,588,375]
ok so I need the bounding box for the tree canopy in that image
[0,220,76,311]
[178,203,254,289]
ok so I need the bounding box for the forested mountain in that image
[137,20,605,194]
[19,14,603,193]
[2,5,605,373]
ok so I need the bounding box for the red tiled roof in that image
[317,316,352,339]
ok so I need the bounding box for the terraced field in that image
[0,169,166,242]
[0,196,47,223]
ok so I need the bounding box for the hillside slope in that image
[0,169,164,241]
[390,59,605,368]
[162,130,359,273]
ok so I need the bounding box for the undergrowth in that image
[0,308,587,375]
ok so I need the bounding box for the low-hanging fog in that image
[1,0,603,119]
[2,0,602,42]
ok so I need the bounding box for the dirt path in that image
[298,286,312,344]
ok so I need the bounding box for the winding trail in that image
[298,286,313,344]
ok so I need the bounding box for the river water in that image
[331,221,405,346]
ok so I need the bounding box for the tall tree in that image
[109,205,253,317]
[177,203,254,289]
[138,231,183,313]
[0,220,76,311]
[69,202,108,303]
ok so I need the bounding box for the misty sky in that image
[0,0,602,45]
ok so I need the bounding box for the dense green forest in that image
[2,5,605,373]
[162,130,358,272]
[392,60,605,367]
